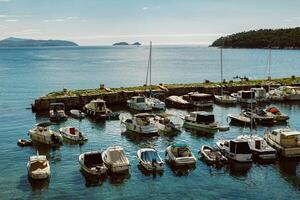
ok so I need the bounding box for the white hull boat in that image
[79,151,108,176]
[214,94,237,104]
[70,109,85,119]
[265,107,289,122]
[127,96,152,111]
[200,145,228,165]
[137,148,164,171]
[59,127,87,143]
[102,146,130,173]
[165,144,196,166]
[146,97,166,110]
[121,113,158,135]
[84,99,112,120]
[49,103,67,122]
[216,139,252,162]
[27,153,50,180]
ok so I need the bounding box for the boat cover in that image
[172,143,188,148]
[141,151,161,163]
[105,149,128,164]
[84,152,103,168]
[267,107,279,114]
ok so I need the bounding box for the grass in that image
[42,76,300,99]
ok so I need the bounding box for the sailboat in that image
[214,47,237,104]
[145,41,166,110]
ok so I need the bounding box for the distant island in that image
[211,27,300,49]
[113,42,141,46]
[0,37,79,47]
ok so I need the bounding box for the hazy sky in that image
[0,0,300,45]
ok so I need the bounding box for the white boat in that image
[70,109,85,119]
[59,127,87,143]
[200,145,228,165]
[227,113,252,126]
[165,144,196,166]
[264,128,300,157]
[127,96,152,111]
[155,114,181,135]
[183,92,214,108]
[146,97,166,110]
[265,106,289,122]
[242,109,276,125]
[251,87,268,102]
[232,90,256,104]
[267,87,285,101]
[28,122,63,146]
[79,151,108,176]
[165,95,191,109]
[84,99,112,120]
[183,111,220,132]
[137,148,164,171]
[121,113,158,135]
[49,103,67,122]
[216,139,252,162]
[236,135,276,162]
[27,152,50,180]
[102,146,130,173]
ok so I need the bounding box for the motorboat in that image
[27,152,50,180]
[102,146,130,173]
[227,113,253,126]
[277,86,300,100]
[146,97,166,110]
[49,103,67,122]
[121,113,158,135]
[265,106,289,122]
[251,87,268,102]
[165,144,196,166]
[127,96,152,111]
[242,109,276,125]
[267,87,285,101]
[70,109,85,119]
[137,148,164,171]
[199,145,228,165]
[183,111,220,132]
[17,139,32,147]
[155,114,181,135]
[236,135,276,162]
[214,94,237,105]
[84,99,112,120]
[165,95,191,109]
[183,92,214,108]
[59,127,87,143]
[28,122,63,146]
[232,90,256,105]
[216,139,252,162]
[79,151,108,176]
[264,128,300,157]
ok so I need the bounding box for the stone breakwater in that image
[31,83,283,112]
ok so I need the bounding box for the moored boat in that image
[79,151,108,176]
[127,96,152,112]
[165,144,196,166]
[183,111,220,133]
[227,113,253,126]
[70,109,85,119]
[84,99,112,120]
[232,90,256,105]
[17,139,32,147]
[59,127,87,143]
[146,97,166,110]
[183,92,214,108]
[214,94,237,105]
[27,152,50,180]
[243,109,276,125]
[155,114,181,135]
[265,106,289,122]
[49,103,67,122]
[137,148,164,171]
[251,87,268,103]
[199,145,228,165]
[102,146,130,173]
[165,95,191,109]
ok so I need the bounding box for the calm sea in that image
[0,46,300,199]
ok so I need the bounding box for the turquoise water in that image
[0,46,300,199]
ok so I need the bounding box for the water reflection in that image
[107,171,131,185]
[28,176,50,191]
[137,164,164,178]
[224,161,252,177]
[121,131,159,145]
[80,169,106,187]
[167,163,196,177]
[277,157,300,190]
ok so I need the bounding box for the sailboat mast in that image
[268,49,271,92]
[149,41,152,93]
[220,47,223,96]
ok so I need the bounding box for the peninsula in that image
[0,37,79,47]
[113,42,141,46]
[211,27,300,49]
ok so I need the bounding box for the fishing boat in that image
[251,87,268,102]
[102,146,130,173]
[127,96,152,111]
[17,139,32,147]
[84,99,112,120]
[49,103,67,122]
[155,114,181,135]
[216,139,252,162]
[242,109,276,125]
[264,128,300,157]
[232,90,256,105]
[165,144,196,166]
[121,113,158,135]
[227,113,253,126]
[137,148,164,171]
[59,127,87,143]
[265,106,289,122]
[70,109,85,119]
[183,111,220,132]
[165,95,191,109]
[27,152,50,180]
[79,151,108,176]
[236,135,276,162]
[183,92,214,108]
[28,122,63,146]
[199,145,228,165]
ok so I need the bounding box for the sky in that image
[0,0,300,45]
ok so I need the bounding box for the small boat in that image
[27,152,50,180]
[183,111,219,132]
[227,113,253,126]
[165,95,191,109]
[79,151,108,176]
[264,128,300,158]
[127,96,152,112]
[267,87,285,101]
[243,109,276,125]
[251,87,269,103]
[232,90,256,105]
[214,94,237,105]
[121,113,158,136]
[155,114,181,135]
[236,135,276,162]
[102,146,130,173]
[17,139,32,147]
[165,143,196,166]
[277,86,300,100]
[183,92,214,108]
[70,109,85,119]
[199,145,228,165]
[28,122,63,146]
[59,127,87,143]
[216,139,252,163]
[84,99,113,120]
[49,103,67,122]
[137,148,164,171]
[146,97,166,110]
[265,106,289,122]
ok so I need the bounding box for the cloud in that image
[43,17,79,23]
[5,19,18,22]
[2,29,43,37]
[142,7,149,10]
[0,15,8,18]
[283,17,300,22]
[0,0,11,2]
